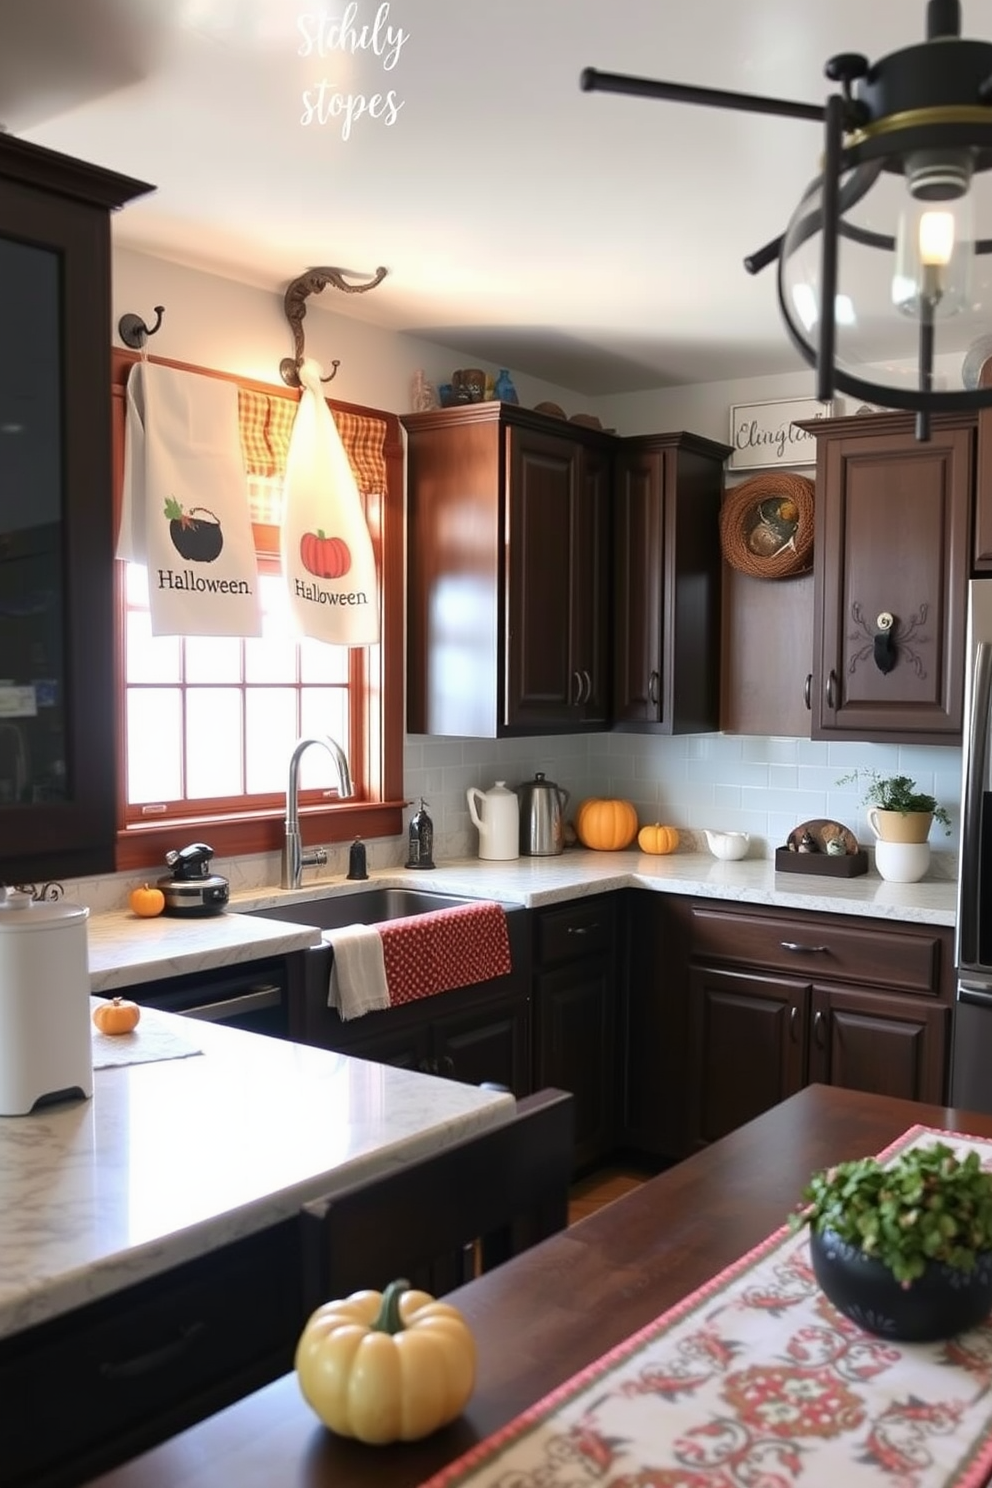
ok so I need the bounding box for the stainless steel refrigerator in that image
[951,579,992,1110]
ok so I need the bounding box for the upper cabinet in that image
[613,431,731,734]
[0,136,152,883]
[404,404,612,737]
[803,412,973,746]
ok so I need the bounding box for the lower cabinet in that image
[676,899,953,1151]
[295,908,534,1098]
[0,1220,300,1488]
[532,896,617,1174]
[335,986,532,1095]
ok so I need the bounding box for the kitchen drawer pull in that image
[780,941,828,954]
[581,669,592,703]
[182,985,282,1021]
[826,669,839,711]
[648,670,660,706]
[803,673,812,710]
[99,1320,207,1380]
[567,923,599,935]
[439,1054,455,1075]
[571,670,583,706]
[790,1005,800,1041]
[813,1009,827,1047]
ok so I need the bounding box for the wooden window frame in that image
[110,348,404,872]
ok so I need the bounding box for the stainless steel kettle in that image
[517,772,570,856]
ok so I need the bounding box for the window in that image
[110,350,404,872]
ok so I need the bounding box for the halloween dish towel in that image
[118,361,262,637]
[280,358,380,646]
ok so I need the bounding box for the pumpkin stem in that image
[371,1278,411,1334]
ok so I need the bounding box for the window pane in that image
[245,631,298,684]
[300,636,349,684]
[125,563,150,607]
[127,689,182,803]
[126,611,181,684]
[246,688,297,794]
[301,688,349,763]
[186,689,243,798]
[185,635,242,684]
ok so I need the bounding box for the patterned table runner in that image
[423,1125,992,1488]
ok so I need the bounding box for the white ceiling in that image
[2,0,967,395]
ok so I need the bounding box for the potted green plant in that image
[837,769,952,841]
[790,1141,992,1340]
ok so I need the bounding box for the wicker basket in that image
[719,472,815,580]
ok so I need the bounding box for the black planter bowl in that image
[810,1227,992,1342]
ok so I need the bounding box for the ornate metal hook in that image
[279,265,388,388]
[118,305,165,350]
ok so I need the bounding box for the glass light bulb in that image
[918,210,956,266]
[893,194,972,317]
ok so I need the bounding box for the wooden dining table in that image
[86,1083,992,1488]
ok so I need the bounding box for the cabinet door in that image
[620,889,691,1159]
[813,422,971,742]
[689,965,807,1148]
[0,180,118,879]
[333,1019,431,1074]
[613,445,665,723]
[571,441,611,724]
[808,985,949,1103]
[431,994,531,1096]
[534,955,616,1173]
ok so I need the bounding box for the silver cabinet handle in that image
[182,985,282,1021]
[648,670,660,706]
[780,941,828,954]
[804,673,812,710]
[813,1009,827,1048]
[826,670,839,710]
[572,670,583,706]
[790,1005,800,1042]
[581,669,592,703]
[567,922,599,935]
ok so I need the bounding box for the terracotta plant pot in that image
[868,808,933,843]
[810,1227,992,1342]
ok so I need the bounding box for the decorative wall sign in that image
[729,397,833,470]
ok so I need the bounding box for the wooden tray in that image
[775,847,869,878]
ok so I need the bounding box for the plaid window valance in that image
[238,387,387,493]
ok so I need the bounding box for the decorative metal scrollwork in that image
[847,601,930,679]
[279,265,388,388]
[13,882,65,901]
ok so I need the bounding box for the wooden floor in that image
[568,1161,654,1225]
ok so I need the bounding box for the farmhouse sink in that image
[244,888,487,933]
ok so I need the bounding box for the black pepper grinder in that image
[406,797,435,869]
[347,836,369,881]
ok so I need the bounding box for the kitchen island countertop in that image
[88,850,957,994]
[0,1012,513,1341]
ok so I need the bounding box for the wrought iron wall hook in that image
[279,265,388,388]
[118,304,165,350]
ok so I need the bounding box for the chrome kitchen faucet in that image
[281,736,354,890]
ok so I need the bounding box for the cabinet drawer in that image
[537,898,615,964]
[0,1221,301,1487]
[688,904,944,997]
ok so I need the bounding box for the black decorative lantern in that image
[582,0,992,439]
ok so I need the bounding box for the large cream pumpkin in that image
[574,797,638,851]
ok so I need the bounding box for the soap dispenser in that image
[406,797,435,870]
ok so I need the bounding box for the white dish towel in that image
[325,923,390,1020]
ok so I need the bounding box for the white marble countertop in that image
[0,1010,513,1341]
[88,850,957,993]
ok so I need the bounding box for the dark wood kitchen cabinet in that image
[613,431,731,732]
[404,403,612,736]
[532,896,617,1173]
[673,898,953,1151]
[0,1219,301,1488]
[0,135,151,883]
[802,411,973,744]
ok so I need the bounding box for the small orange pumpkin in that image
[92,997,141,1035]
[574,798,639,851]
[638,823,679,855]
[129,883,165,918]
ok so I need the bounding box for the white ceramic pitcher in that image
[467,781,520,860]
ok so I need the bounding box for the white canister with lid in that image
[0,890,92,1115]
[466,780,520,861]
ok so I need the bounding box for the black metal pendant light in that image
[582,0,992,439]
